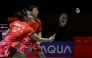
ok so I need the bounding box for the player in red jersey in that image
[19,5,47,58]
[0,9,55,58]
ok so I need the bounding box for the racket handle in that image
[50,34,56,42]
[53,34,56,36]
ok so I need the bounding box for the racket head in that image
[59,13,67,27]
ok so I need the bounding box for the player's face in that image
[31,8,39,17]
[26,11,33,21]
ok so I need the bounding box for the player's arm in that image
[31,33,55,42]
[38,19,42,39]
[6,29,10,34]
[37,31,42,43]
[38,31,42,38]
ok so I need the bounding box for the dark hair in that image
[16,9,29,21]
[29,5,38,12]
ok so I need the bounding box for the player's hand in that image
[49,34,56,42]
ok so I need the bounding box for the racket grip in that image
[50,34,56,42]
[53,34,56,36]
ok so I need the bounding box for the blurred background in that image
[0,0,92,57]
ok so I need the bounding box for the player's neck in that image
[32,16,37,21]
[23,19,29,23]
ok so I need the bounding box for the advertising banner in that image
[40,42,74,57]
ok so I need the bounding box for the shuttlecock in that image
[76,8,80,13]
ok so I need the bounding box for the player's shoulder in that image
[11,21,27,25]
[10,21,20,27]
[11,21,20,23]
[10,21,18,25]
[14,21,26,24]
[36,18,41,22]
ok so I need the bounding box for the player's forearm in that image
[31,33,51,42]
[38,31,42,38]
[32,36,51,42]
[37,38,51,42]
[38,31,42,43]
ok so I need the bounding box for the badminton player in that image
[0,9,55,58]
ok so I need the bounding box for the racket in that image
[54,13,67,37]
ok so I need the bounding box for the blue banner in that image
[40,41,74,57]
